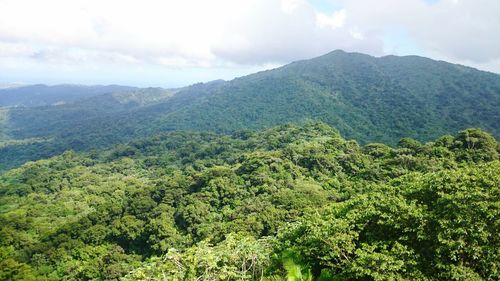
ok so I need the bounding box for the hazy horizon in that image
[1,0,500,87]
[3,49,500,89]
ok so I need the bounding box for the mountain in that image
[0,87,175,170]
[1,87,173,140]
[1,50,499,171]
[0,84,137,107]
[147,50,499,142]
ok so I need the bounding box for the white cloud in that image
[0,0,379,67]
[341,0,500,65]
[0,0,499,78]
[281,0,304,14]
[316,9,347,29]
[0,42,34,57]
[349,27,364,40]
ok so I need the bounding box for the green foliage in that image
[123,234,272,281]
[0,123,498,280]
[2,51,499,171]
[451,128,499,162]
[281,251,312,281]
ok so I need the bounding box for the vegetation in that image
[0,122,498,280]
[0,88,173,171]
[1,51,499,171]
[0,84,136,108]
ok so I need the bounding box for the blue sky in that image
[0,0,499,87]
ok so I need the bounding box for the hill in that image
[151,50,499,141]
[0,84,137,107]
[0,87,175,171]
[1,50,499,171]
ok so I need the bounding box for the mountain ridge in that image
[0,50,498,171]
[0,84,138,107]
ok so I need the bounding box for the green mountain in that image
[0,84,137,107]
[1,50,499,171]
[0,87,175,170]
[150,50,499,142]
[0,122,498,280]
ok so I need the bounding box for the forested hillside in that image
[0,88,174,171]
[1,123,498,280]
[154,50,499,142]
[1,51,499,171]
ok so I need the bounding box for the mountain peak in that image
[320,49,373,58]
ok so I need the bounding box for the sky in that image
[0,0,499,87]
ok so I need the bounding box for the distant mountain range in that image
[0,84,137,107]
[1,50,499,171]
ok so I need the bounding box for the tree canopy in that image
[0,122,498,280]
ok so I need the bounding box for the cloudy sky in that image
[0,0,499,87]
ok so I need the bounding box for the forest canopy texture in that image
[0,122,498,280]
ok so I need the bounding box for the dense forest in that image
[1,122,498,280]
[1,51,499,171]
